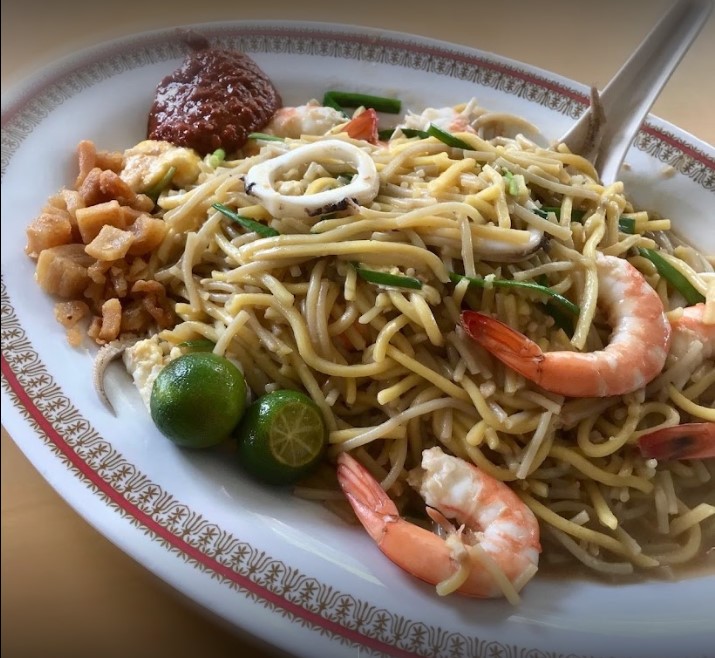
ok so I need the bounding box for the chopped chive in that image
[637,248,705,305]
[323,93,348,115]
[534,206,587,222]
[209,148,226,168]
[144,166,176,202]
[450,272,580,315]
[618,217,636,234]
[378,127,430,140]
[323,91,402,114]
[178,339,216,353]
[247,132,284,142]
[353,264,423,290]
[540,302,575,336]
[401,128,430,139]
[502,170,520,196]
[534,206,634,233]
[212,202,279,238]
[426,123,473,150]
[533,276,573,334]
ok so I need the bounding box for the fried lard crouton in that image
[26,139,187,345]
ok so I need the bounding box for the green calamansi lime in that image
[235,389,327,485]
[150,352,247,448]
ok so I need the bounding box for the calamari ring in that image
[244,139,379,217]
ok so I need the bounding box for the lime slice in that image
[150,352,247,449]
[235,389,327,485]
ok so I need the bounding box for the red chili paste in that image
[147,44,282,155]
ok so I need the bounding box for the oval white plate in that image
[2,21,714,658]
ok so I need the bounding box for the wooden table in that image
[2,1,713,656]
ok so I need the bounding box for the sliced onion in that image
[93,335,136,415]
[244,139,379,217]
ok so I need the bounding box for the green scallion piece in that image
[378,127,430,140]
[208,148,226,168]
[534,275,572,334]
[178,339,216,353]
[618,217,637,234]
[353,264,423,290]
[540,302,575,336]
[212,202,279,238]
[426,123,473,150]
[534,206,634,233]
[401,128,430,139]
[323,93,348,115]
[450,272,580,315]
[534,206,586,222]
[323,91,402,114]
[247,132,284,142]
[637,248,705,305]
[502,170,520,196]
[144,166,176,202]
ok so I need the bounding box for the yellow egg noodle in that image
[26,99,715,602]
[116,100,715,588]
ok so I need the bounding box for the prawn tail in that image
[638,423,715,460]
[460,310,544,381]
[337,452,400,543]
[344,108,379,143]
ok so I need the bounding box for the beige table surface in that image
[2,1,714,657]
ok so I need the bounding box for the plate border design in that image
[2,24,714,186]
[1,280,591,658]
[2,23,712,658]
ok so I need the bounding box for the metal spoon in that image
[558,0,712,184]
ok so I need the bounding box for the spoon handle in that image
[559,0,712,184]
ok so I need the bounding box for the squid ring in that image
[244,139,380,217]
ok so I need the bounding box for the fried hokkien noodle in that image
[43,97,715,599]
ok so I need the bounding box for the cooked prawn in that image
[669,302,715,360]
[265,102,347,139]
[638,303,715,460]
[461,253,671,397]
[399,103,477,134]
[638,422,715,460]
[343,108,379,144]
[336,447,541,600]
[398,98,538,137]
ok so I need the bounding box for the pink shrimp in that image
[264,102,347,139]
[399,105,477,134]
[343,108,379,144]
[638,303,715,460]
[461,253,671,397]
[669,302,715,360]
[638,423,715,460]
[336,447,541,599]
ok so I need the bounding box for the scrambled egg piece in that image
[120,140,202,193]
[123,335,181,409]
